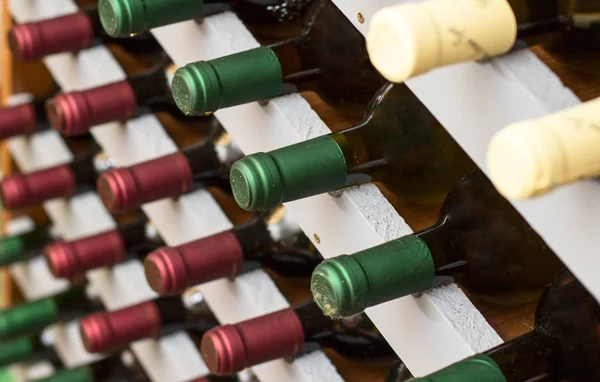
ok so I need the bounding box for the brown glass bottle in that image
[509,0,600,48]
[412,270,600,382]
[230,82,475,211]
[311,170,564,318]
[172,0,385,118]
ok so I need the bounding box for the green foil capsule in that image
[0,337,35,368]
[230,135,347,211]
[31,366,94,382]
[99,0,206,37]
[0,299,59,340]
[311,235,435,318]
[0,236,24,267]
[172,46,284,116]
[411,354,507,382]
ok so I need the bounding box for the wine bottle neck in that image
[487,330,561,381]
[294,301,334,341]
[415,217,462,274]
[127,67,170,106]
[182,142,222,178]
[232,219,273,260]
[84,6,104,40]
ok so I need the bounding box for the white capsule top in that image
[367,0,518,83]
[488,97,600,199]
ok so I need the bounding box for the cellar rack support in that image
[8,1,344,381]
[331,0,600,306]
[150,7,502,378]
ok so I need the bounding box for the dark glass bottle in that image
[367,0,600,83]
[201,300,394,374]
[0,140,109,210]
[80,292,219,354]
[311,169,564,318]
[0,335,61,369]
[385,359,414,382]
[30,353,149,382]
[412,269,600,382]
[45,59,203,136]
[97,130,237,214]
[99,0,314,38]
[189,375,256,382]
[0,85,59,140]
[44,218,163,279]
[172,0,385,118]
[508,0,600,48]
[8,5,162,61]
[0,221,57,267]
[230,82,475,211]
[144,208,322,294]
[0,286,97,340]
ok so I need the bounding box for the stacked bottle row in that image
[3,0,598,207]
[1,0,599,381]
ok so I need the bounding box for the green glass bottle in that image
[311,170,564,318]
[99,0,313,38]
[411,270,600,382]
[0,286,94,340]
[0,221,56,267]
[172,0,386,118]
[0,336,61,368]
[229,82,475,211]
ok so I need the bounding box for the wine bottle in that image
[8,5,162,61]
[45,59,203,137]
[44,218,163,279]
[487,97,600,200]
[0,286,97,340]
[97,131,239,213]
[172,0,385,118]
[366,0,600,83]
[311,169,564,318]
[0,86,59,140]
[385,359,413,382]
[412,269,600,382]
[0,220,57,267]
[31,352,149,382]
[0,335,61,369]
[201,300,393,374]
[144,208,321,294]
[99,0,314,37]
[230,82,474,211]
[79,291,219,353]
[189,375,256,382]
[0,145,111,210]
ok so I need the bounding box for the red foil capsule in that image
[201,309,305,374]
[0,103,38,139]
[97,152,194,214]
[144,231,244,295]
[8,12,94,61]
[44,230,126,278]
[79,300,162,353]
[0,165,76,210]
[46,81,137,136]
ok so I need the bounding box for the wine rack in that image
[4,0,597,381]
[6,1,343,381]
[333,0,600,309]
